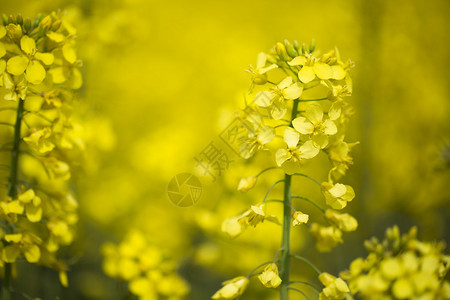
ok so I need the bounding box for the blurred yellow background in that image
[1,0,449,299]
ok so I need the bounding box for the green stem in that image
[292,195,326,213]
[291,173,321,186]
[280,98,300,300]
[290,254,321,275]
[255,166,279,178]
[246,260,274,278]
[262,179,285,203]
[280,174,292,299]
[3,98,25,300]
[299,97,328,102]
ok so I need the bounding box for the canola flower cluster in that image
[0,12,83,287]
[216,40,357,299]
[340,226,450,300]
[101,230,190,300]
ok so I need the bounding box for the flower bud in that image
[302,43,308,54]
[6,23,22,42]
[8,15,15,24]
[16,14,23,26]
[51,20,62,31]
[2,14,8,26]
[276,42,288,61]
[23,18,32,32]
[33,14,43,29]
[237,176,257,192]
[285,41,297,58]
[309,38,316,52]
[40,15,52,29]
[293,40,300,51]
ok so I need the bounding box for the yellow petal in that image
[0,26,6,39]
[24,95,44,112]
[292,117,314,135]
[49,67,66,83]
[59,271,69,287]
[283,83,303,99]
[256,52,267,69]
[329,183,347,198]
[298,66,315,83]
[331,65,346,80]
[278,76,293,89]
[26,204,43,222]
[284,127,299,148]
[62,44,76,64]
[257,126,275,145]
[2,245,20,263]
[275,148,290,166]
[69,68,83,89]
[26,60,46,85]
[288,56,307,66]
[35,52,54,65]
[0,59,6,75]
[323,119,338,135]
[313,62,333,79]
[254,91,273,107]
[5,233,23,243]
[6,200,25,214]
[0,42,5,58]
[18,189,35,203]
[46,31,65,43]
[20,35,36,55]
[299,140,319,159]
[7,55,29,76]
[305,103,323,124]
[24,244,40,263]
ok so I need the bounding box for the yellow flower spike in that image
[292,211,309,226]
[321,182,355,210]
[237,176,257,192]
[6,55,29,76]
[212,276,249,300]
[258,263,282,288]
[325,210,358,232]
